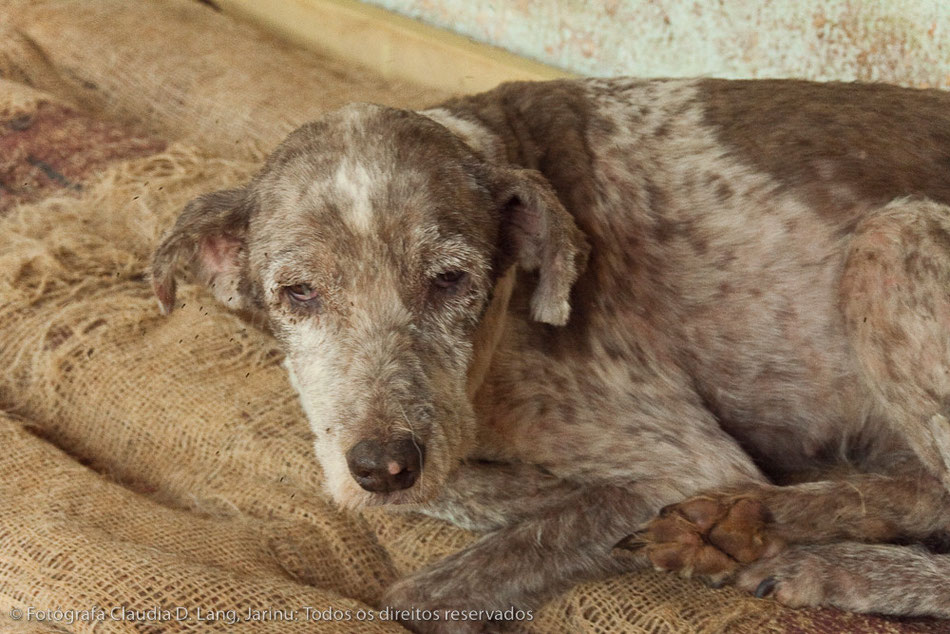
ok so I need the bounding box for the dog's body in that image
[153,78,950,632]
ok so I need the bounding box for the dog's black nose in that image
[346,438,425,493]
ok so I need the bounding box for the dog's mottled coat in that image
[153,77,950,632]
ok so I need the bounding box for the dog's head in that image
[151,104,588,508]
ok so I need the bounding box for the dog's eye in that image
[284,284,321,306]
[432,270,469,294]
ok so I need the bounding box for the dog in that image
[152,77,950,632]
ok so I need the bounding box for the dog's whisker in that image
[397,401,426,496]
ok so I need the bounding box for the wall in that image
[364,0,950,89]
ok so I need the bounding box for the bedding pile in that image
[0,1,941,632]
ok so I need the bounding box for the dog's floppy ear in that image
[492,168,590,326]
[151,187,255,315]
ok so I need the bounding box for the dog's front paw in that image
[735,547,831,609]
[617,493,784,584]
[735,544,880,612]
[381,577,488,634]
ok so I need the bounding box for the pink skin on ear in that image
[152,234,244,316]
[193,234,246,311]
[200,234,244,276]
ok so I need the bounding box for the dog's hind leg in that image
[840,197,950,492]
[626,199,950,613]
[735,542,950,617]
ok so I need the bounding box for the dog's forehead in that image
[249,105,494,278]
[262,103,473,185]
[255,105,490,244]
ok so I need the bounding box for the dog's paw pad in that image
[618,494,783,581]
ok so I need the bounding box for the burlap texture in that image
[0,79,167,213]
[0,0,448,160]
[0,78,58,117]
[0,2,945,632]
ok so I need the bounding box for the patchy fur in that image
[153,78,950,631]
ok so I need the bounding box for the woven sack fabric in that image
[0,2,945,632]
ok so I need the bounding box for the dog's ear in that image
[492,168,590,326]
[151,187,256,315]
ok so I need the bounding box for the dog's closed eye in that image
[431,270,469,295]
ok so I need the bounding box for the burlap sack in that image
[2,101,944,634]
[0,79,166,213]
[0,412,411,634]
[0,2,945,632]
[0,0,448,160]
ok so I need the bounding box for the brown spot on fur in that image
[700,79,950,226]
[717,182,733,203]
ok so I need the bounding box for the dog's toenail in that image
[754,576,777,598]
[613,532,645,551]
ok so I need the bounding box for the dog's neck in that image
[466,265,517,399]
[419,108,521,397]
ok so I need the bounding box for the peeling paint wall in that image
[366,0,950,88]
